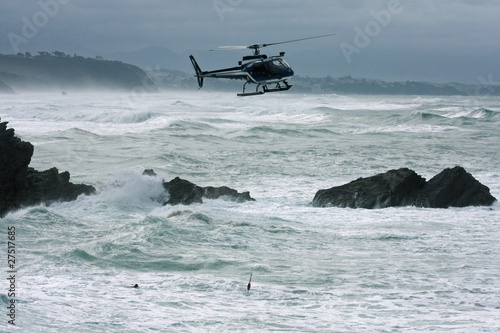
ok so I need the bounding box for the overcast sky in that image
[1,0,499,83]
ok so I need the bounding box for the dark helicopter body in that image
[190,53,294,96]
[244,55,294,84]
[189,34,334,96]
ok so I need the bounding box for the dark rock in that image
[25,167,96,204]
[0,121,34,216]
[142,169,157,177]
[0,121,95,217]
[204,186,254,203]
[313,168,426,208]
[163,177,204,205]
[163,177,255,206]
[313,167,496,209]
[412,166,497,208]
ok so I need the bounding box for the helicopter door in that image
[253,63,263,73]
[251,62,269,81]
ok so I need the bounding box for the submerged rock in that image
[162,177,254,205]
[0,121,95,217]
[142,169,157,177]
[313,166,496,209]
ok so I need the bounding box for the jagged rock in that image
[0,121,95,217]
[163,177,254,205]
[412,166,496,208]
[25,167,95,204]
[0,121,34,215]
[313,168,426,208]
[163,177,204,205]
[313,167,496,209]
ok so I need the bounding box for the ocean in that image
[1,91,499,332]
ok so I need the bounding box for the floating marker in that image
[247,273,252,291]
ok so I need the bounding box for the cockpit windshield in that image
[266,58,290,71]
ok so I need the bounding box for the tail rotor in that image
[189,55,204,89]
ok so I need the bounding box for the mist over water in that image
[1,91,499,332]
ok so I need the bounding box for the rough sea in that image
[1,91,499,332]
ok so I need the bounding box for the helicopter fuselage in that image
[189,53,294,96]
[240,55,294,85]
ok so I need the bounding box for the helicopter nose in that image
[288,68,294,77]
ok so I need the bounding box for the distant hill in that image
[292,76,469,96]
[0,52,157,92]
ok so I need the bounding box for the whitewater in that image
[1,91,499,332]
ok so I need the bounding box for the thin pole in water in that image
[247,273,252,292]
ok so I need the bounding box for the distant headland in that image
[0,52,157,93]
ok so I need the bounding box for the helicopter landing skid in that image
[237,81,292,97]
[237,82,264,97]
[264,81,292,94]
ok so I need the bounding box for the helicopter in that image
[189,33,335,97]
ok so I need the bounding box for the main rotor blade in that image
[261,33,336,48]
[209,33,335,52]
[210,46,248,51]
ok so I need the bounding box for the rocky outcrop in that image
[0,122,95,217]
[313,168,425,208]
[162,177,254,205]
[25,167,95,205]
[0,122,34,216]
[313,167,496,209]
[411,166,497,208]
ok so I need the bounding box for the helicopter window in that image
[273,60,284,68]
[280,58,291,68]
[267,59,288,71]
